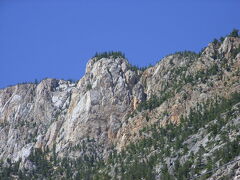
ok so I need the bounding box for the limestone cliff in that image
[0,34,240,179]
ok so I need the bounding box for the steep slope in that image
[0,33,240,179]
[115,36,240,150]
[0,57,145,173]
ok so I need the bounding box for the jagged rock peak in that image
[86,57,129,74]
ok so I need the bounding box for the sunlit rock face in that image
[0,57,146,162]
[0,36,240,179]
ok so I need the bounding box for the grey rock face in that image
[56,58,144,153]
[0,57,145,162]
[0,36,240,179]
[0,79,74,162]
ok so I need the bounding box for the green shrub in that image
[86,83,92,90]
[231,45,240,58]
[229,29,239,37]
[212,38,219,45]
[93,51,126,61]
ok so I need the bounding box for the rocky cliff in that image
[0,32,240,179]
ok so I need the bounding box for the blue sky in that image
[0,0,240,88]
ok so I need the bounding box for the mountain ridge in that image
[0,31,240,179]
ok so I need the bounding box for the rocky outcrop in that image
[0,79,74,162]
[0,57,147,162]
[0,35,240,179]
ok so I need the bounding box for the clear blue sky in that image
[0,0,239,88]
